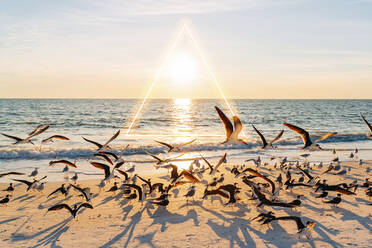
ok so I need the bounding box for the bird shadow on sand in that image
[134,231,157,248]
[0,216,24,225]
[11,216,73,248]
[99,205,148,248]
[148,207,200,232]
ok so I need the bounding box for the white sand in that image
[0,160,371,248]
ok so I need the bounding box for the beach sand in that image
[0,160,371,248]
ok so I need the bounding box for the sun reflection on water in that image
[172,98,194,136]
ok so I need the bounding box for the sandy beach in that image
[1,159,371,248]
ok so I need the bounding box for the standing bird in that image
[315,191,328,198]
[3,183,14,193]
[29,168,39,178]
[215,106,246,144]
[71,173,78,184]
[283,123,337,149]
[1,124,49,146]
[252,125,284,149]
[360,113,372,138]
[184,186,196,202]
[82,130,120,151]
[47,203,93,218]
[0,195,10,205]
[323,193,342,207]
[107,182,119,194]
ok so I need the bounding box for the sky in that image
[0,0,372,99]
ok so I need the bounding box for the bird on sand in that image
[323,193,342,207]
[0,195,10,205]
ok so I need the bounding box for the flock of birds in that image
[0,106,371,239]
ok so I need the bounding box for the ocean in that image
[0,99,371,181]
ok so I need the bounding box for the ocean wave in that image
[0,133,370,160]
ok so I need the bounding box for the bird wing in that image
[283,123,312,147]
[12,179,32,187]
[154,140,174,150]
[313,132,337,144]
[1,133,23,142]
[48,204,73,215]
[201,155,214,172]
[103,130,120,147]
[28,124,45,136]
[122,184,142,201]
[93,153,113,165]
[99,151,119,161]
[82,137,102,149]
[361,113,372,132]
[42,135,69,143]
[214,153,227,172]
[47,187,62,198]
[49,160,77,168]
[70,184,89,201]
[90,162,111,179]
[28,125,50,139]
[76,203,93,212]
[137,175,151,189]
[269,130,284,145]
[144,150,162,162]
[232,116,243,140]
[215,106,233,141]
[180,139,196,146]
[116,169,129,181]
[270,216,304,232]
[0,172,24,178]
[252,125,267,147]
[179,170,201,183]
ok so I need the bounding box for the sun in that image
[167,52,196,82]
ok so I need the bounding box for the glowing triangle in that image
[125,23,246,137]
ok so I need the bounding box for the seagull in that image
[215,106,246,144]
[360,113,372,138]
[48,202,93,218]
[1,124,49,146]
[29,168,39,178]
[252,125,284,149]
[40,135,69,150]
[283,123,337,149]
[36,182,45,192]
[71,173,78,184]
[154,139,196,152]
[82,130,120,151]
[200,153,227,175]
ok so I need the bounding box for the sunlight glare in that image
[167,53,195,82]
